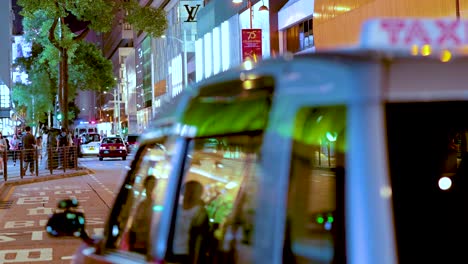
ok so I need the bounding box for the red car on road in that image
[98,136,127,160]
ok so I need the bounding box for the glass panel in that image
[286,106,346,264]
[167,134,262,264]
[309,19,313,35]
[386,102,468,263]
[105,138,174,255]
[300,31,305,50]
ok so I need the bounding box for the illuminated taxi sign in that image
[360,18,468,49]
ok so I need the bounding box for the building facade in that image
[151,0,201,121]
[313,0,468,49]
[194,0,270,83]
[277,0,315,54]
[96,5,134,135]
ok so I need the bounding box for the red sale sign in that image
[242,29,262,62]
[360,18,468,49]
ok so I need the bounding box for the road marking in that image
[0,248,52,262]
[3,186,15,201]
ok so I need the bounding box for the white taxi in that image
[46,18,468,264]
[79,133,101,156]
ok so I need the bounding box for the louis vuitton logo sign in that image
[184,4,201,22]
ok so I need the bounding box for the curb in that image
[0,168,95,198]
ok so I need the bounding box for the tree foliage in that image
[14,0,168,126]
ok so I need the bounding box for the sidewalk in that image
[0,156,93,195]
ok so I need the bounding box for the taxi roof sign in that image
[360,18,468,50]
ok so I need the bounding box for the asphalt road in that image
[0,156,131,264]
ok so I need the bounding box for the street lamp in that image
[104,86,122,135]
[115,85,121,135]
[232,0,269,29]
[162,32,188,89]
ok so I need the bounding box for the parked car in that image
[98,136,127,161]
[46,18,468,264]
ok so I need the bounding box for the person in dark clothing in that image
[172,180,210,264]
[129,176,157,254]
[73,134,82,157]
[56,127,69,169]
[22,126,36,176]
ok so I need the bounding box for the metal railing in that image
[1,146,80,181]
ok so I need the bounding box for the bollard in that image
[48,147,53,174]
[62,147,66,172]
[34,147,38,177]
[19,150,24,179]
[2,150,6,181]
[74,146,78,169]
[63,147,67,172]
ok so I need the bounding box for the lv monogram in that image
[184,4,201,22]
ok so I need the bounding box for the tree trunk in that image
[62,48,69,131]
[58,49,63,128]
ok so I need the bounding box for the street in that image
[0,156,130,264]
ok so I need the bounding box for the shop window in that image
[285,106,346,263]
[166,134,262,264]
[286,18,314,54]
[105,139,174,255]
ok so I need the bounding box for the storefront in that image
[313,0,463,49]
[195,0,270,82]
[152,1,202,120]
[277,0,315,54]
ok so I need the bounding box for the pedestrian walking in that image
[22,126,36,176]
[56,127,70,169]
[9,134,20,166]
[36,136,43,161]
[0,132,6,175]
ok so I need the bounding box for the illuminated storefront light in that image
[195,38,204,82]
[221,21,231,71]
[171,55,183,97]
[204,32,213,78]
[213,27,221,75]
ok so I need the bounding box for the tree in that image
[17,0,168,130]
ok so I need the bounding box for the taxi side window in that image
[166,134,262,264]
[105,140,172,255]
[286,106,346,264]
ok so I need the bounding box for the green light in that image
[66,213,76,219]
[57,113,63,121]
[153,205,164,211]
[327,216,334,223]
[316,216,324,224]
[326,131,337,142]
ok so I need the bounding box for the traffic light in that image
[57,112,63,121]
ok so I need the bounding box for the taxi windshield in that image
[103,137,123,144]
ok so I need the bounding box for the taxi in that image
[79,133,101,156]
[46,18,468,264]
[98,135,127,160]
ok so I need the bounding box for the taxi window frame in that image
[164,131,263,262]
[285,105,347,264]
[103,137,169,251]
